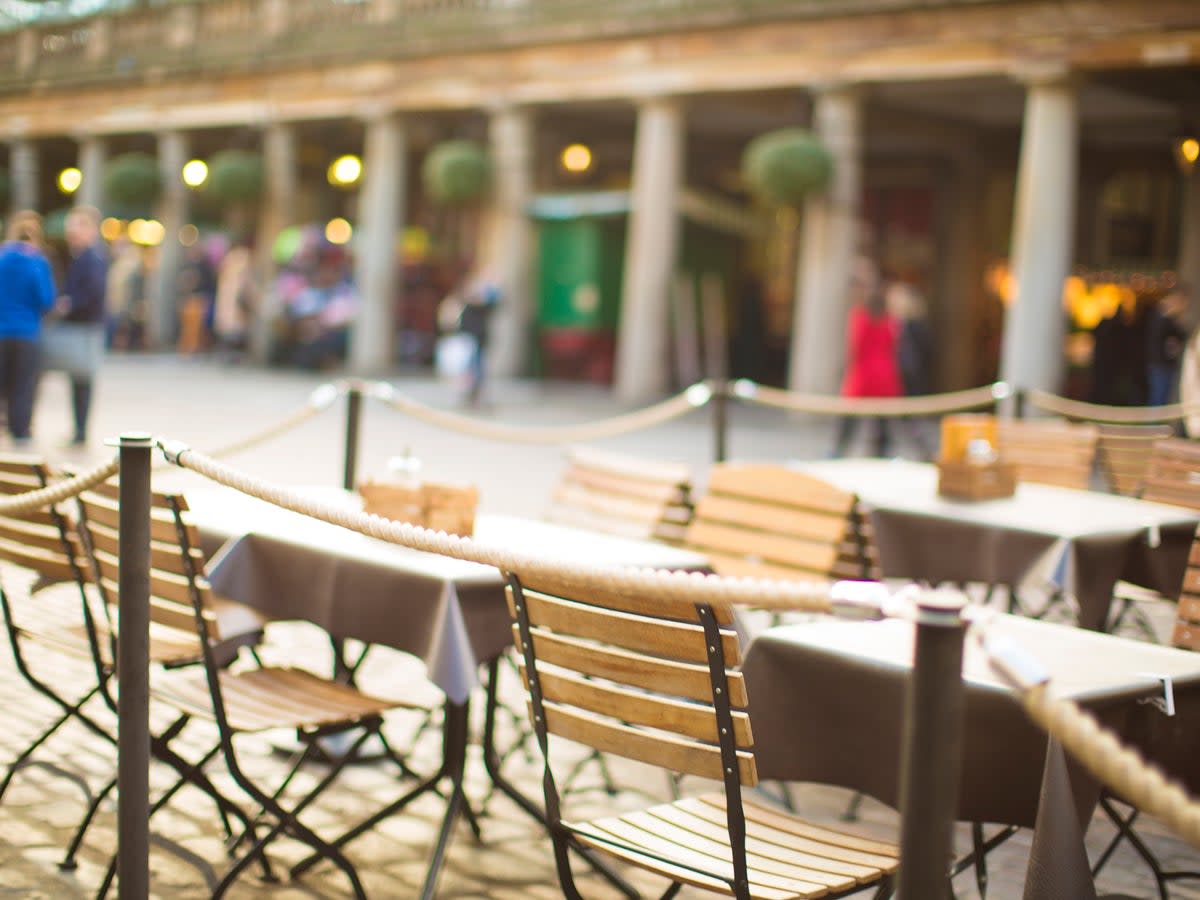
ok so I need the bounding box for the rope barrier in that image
[731,380,1007,418]
[0,456,119,516]
[161,440,851,615]
[202,382,345,459]
[364,381,712,444]
[1024,389,1197,425]
[974,611,1200,849]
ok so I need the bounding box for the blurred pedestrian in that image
[213,240,257,360]
[454,269,501,408]
[1146,283,1190,407]
[832,269,902,458]
[176,241,217,355]
[0,211,55,445]
[49,205,108,447]
[888,281,936,459]
[104,237,146,351]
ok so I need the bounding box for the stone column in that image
[9,139,37,214]
[248,122,298,363]
[936,147,984,389]
[482,104,534,378]
[614,97,684,403]
[77,135,107,210]
[152,130,189,348]
[999,69,1078,398]
[789,84,864,395]
[1178,175,1200,328]
[349,112,405,373]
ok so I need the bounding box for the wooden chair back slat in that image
[508,586,740,666]
[0,457,87,587]
[685,463,874,583]
[995,419,1099,490]
[546,447,694,545]
[1142,438,1200,510]
[1170,524,1200,651]
[82,517,205,579]
[80,492,190,545]
[1096,424,1175,496]
[507,571,756,786]
[520,571,735,625]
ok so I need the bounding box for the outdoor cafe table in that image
[795,458,1200,631]
[183,486,709,898]
[741,614,1200,900]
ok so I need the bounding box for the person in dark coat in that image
[56,205,108,446]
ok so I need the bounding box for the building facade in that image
[1,0,1197,401]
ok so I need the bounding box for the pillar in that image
[1178,175,1200,329]
[999,69,1078,396]
[249,123,298,363]
[349,112,405,373]
[77,135,107,210]
[789,84,864,395]
[9,139,37,214]
[482,104,534,378]
[614,97,684,403]
[152,130,189,348]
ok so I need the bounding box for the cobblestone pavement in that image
[0,355,1194,898]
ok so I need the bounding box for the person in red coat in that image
[832,286,902,457]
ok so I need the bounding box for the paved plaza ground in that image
[0,354,1195,898]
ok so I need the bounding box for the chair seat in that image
[567,792,899,900]
[154,666,415,733]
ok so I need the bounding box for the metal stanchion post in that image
[712,378,729,463]
[116,432,153,899]
[343,382,362,491]
[896,590,967,900]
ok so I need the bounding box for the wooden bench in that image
[1096,424,1176,497]
[545,446,694,545]
[995,419,1099,490]
[685,462,878,583]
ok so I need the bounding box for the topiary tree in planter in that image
[741,128,833,206]
[206,149,264,206]
[421,140,492,205]
[103,152,162,219]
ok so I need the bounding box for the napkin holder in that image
[358,479,479,537]
[936,457,1016,501]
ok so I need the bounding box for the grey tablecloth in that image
[794,458,1200,630]
[187,487,709,704]
[742,617,1200,899]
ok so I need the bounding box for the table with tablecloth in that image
[742,615,1200,899]
[183,485,708,897]
[794,458,1200,630]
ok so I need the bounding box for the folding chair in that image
[505,569,899,899]
[995,418,1099,490]
[1091,524,1200,899]
[77,483,428,898]
[685,462,877,586]
[1106,437,1200,640]
[545,446,695,545]
[1096,424,1176,497]
[0,454,115,865]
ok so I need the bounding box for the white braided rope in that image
[365,382,712,444]
[1025,389,1197,424]
[1023,686,1200,848]
[164,441,841,614]
[0,456,119,515]
[204,382,343,459]
[733,380,1003,417]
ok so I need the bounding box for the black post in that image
[712,378,729,463]
[896,591,967,900]
[116,432,153,899]
[343,382,362,491]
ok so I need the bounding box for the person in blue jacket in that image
[0,210,55,445]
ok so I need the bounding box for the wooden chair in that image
[1140,437,1200,510]
[1096,424,1176,497]
[505,569,898,900]
[545,446,695,545]
[1091,526,1200,898]
[685,463,878,584]
[994,419,1100,490]
[76,482,427,899]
